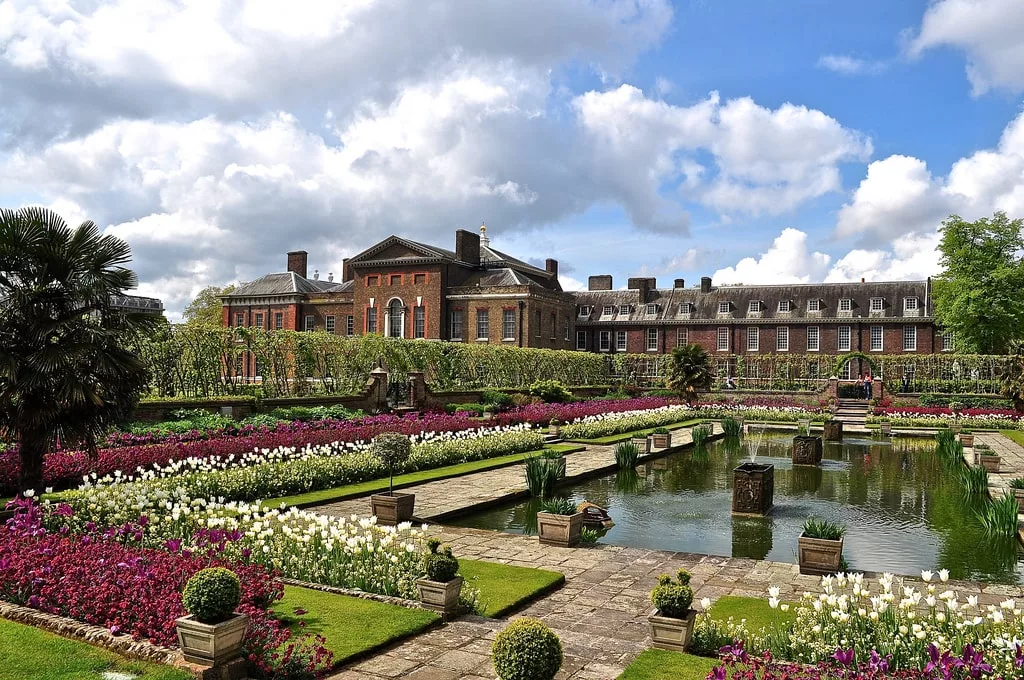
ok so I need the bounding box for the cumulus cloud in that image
[826,232,943,282]
[816,54,887,76]
[711,228,831,285]
[907,0,1024,95]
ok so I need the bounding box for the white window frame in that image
[619,304,630,316]
[748,300,761,313]
[903,326,917,351]
[235,312,245,327]
[599,330,611,352]
[807,326,820,352]
[718,301,731,314]
[601,305,615,317]
[616,330,627,351]
[839,298,852,312]
[807,299,821,313]
[576,330,586,350]
[676,327,688,347]
[450,310,463,340]
[646,328,658,352]
[678,302,692,315]
[717,326,729,351]
[304,314,315,331]
[274,312,283,330]
[577,306,591,318]
[365,308,376,334]
[646,303,658,315]
[253,313,264,329]
[776,326,789,351]
[747,326,759,352]
[502,309,515,341]
[942,332,954,352]
[838,326,851,352]
[476,309,489,340]
[346,315,354,336]
[870,325,883,351]
[870,298,884,312]
[778,300,791,313]
[325,315,336,333]
[414,306,425,339]
[904,297,919,312]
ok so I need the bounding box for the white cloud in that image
[817,54,887,76]
[907,0,1024,95]
[712,228,831,285]
[826,231,942,282]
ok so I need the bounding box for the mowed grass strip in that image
[570,419,699,445]
[459,558,565,617]
[707,595,795,631]
[272,585,439,665]
[0,616,191,680]
[617,649,719,680]
[262,443,585,509]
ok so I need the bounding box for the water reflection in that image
[451,433,1024,583]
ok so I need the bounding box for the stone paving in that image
[316,425,721,522]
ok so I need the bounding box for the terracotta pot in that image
[798,534,844,576]
[416,576,464,618]
[537,511,584,547]
[648,610,697,652]
[175,613,249,667]
[980,454,1001,473]
[369,492,416,525]
[792,436,823,466]
[652,433,670,449]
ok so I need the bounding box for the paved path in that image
[315,425,722,522]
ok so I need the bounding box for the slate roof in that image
[575,280,931,323]
[226,272,349,298]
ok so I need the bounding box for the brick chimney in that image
[588,275,612,291]
[674,278,686,289]
[628,277,656,303]
[700,276,712,293]
[455,229,480,266]
[342,258,353,282]
[287,251,308,279]
[545,258,558,278]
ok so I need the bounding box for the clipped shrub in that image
[529,380,573,404]
[652,427,670,435]
[650,569,694,619]
[182,567,242,624]
[481,390,515,411]
[491,618,563,680]
[371,432,412,493]
[614,441,640,469]
[423,538,460,582]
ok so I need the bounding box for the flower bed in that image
[493,397,675,426]
[869,406,1020,430]
[560,403,821,440]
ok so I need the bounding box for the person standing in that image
[865,373,874,400]
[856,373,864,399]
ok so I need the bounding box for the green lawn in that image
[459,558,565,617]
[272,585,439,665]
[707,595,795,631]
[0,616,190,680]
[571,420,699,445]
[262,443,584,509]
[618,649,719,680]
[1001,430,1024,447]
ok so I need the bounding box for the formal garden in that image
[5,208,1024,679]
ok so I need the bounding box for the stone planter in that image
[732,463,774,515]
[1013,488,1024,506]
[175,613,249,667]
[958,433,975,448]
[798,534,844,576]
[537,511,584,547]
[798,418,812,433]
[415,576,464,618]
[631,437,651,454]
[880,422,892,436]
[369,492,415,525]
[482,411,494,421]
[980,454,1001,473]
[651,433,671,449]
[823,420,843,442]
[548,423,561,437]
[648,610,697,652]
[792,436,823,466]
[950,423,962,435]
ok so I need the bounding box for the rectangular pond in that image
[450,432,1024,583]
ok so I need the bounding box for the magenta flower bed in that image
[872,406,1020,419]
[493,397,675,426]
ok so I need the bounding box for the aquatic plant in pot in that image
[492,618,563,680]
[175,567,249,667]
[536,497,584,548]
[651,427,671,449]
[369,432,415,524]
[416,538,464,618]
[647,569,696,651]
[977,443,1001,473]
[1009,478,1024,506]
[797,517,845,576]
[958,430,975,448]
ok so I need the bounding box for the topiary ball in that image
[182,567,242,624]
[650,569,693,618]
[491,618,562,680]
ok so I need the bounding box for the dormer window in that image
[904,297,919,312]
[601,305,615,317]
[839,298,852,312]
[748,301,761,313]
[870,298,884,312]
[718,301,731,314]
[778,300,791,313]
[807,299,821,313]
[578,306,592,318]
[646,303,659,315]
[619,304,630,316]
[678,302,692,315]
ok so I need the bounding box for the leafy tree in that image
[933,212,1024,354]
[664,343,713,404]
[0,207,156,493]
[1000,342,1024,412]
[183,284,236,326]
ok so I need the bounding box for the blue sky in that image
[1,0,1023,317]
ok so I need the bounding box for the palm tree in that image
[664,343,714,404]
[0,207,155,493]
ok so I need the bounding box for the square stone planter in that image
[648,610,697,652]
[822,420,843,442]
[980,454,1001,473]
[548,424,561,437]
[537,511,584,547]
[958,433,975,448]
[651,433,671,449]
[631,437,651,454]
[175,612,249,667]
[792,436,823,466]
[880,422,892,436]
[416,576,464,618]
[732,462,774,515]
[950,423,962,435]
[370,492,415,525]
[1013,488,1024,506]
[798,534,844,576]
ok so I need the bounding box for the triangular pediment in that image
[348,236,453,264]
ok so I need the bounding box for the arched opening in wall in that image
[388,298,405,338]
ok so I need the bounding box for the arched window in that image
[388,298,404,338]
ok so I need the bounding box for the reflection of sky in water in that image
[451,434,1024,584]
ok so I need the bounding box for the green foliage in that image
[423,539,460,582]
[652,427,670,435]
[721,416,743,439]
[182,567,242,623]
[614,441,641,468]
[268,404,363,421]
[933,212,1024,354]
[0,207,157,492]
[960,464,990,497]
[491,618,563,680]
[664,344,713,403]
[182,284,236,326]
[524,455,561,498]
[976,494,1020,537]
[370,433,412,493]
[802,517,846,540]
[691,423,713,447]
[579,527,601,545]
[539,497,578,516]
[920,393,1011,408]
[480,390,514,411]
[1001,341,1024,412]
[1008,478,1024,490]
[444,402,485,415]
[650,569,694,618]
[529,380,573,403]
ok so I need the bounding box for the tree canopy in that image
[0,207,155,492]
[932,212,1024,355]
[664,343,714,403]
[183,284,236,326]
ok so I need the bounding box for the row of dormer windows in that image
[578,297,920,318]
